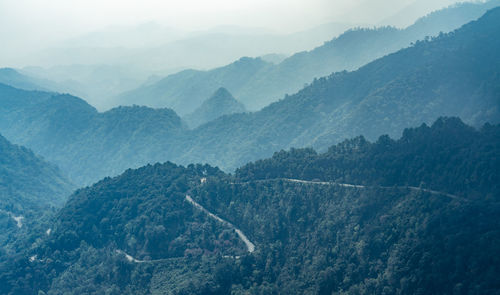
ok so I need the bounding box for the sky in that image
[0,0,471,109]
[0,0,464,67]
[0,0,463,39]
[0,0,348,40]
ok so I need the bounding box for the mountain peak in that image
[184,88,246,128]
[209,87,235,102]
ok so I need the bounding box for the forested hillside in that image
[0,83,187,185]
[0,8,499,187]
[0,118,498,294]
[177,7,500,169]
[235,117,499,198]
[115,0,500,113]
[0,134,74,261]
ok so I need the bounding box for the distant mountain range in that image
[1,117,497,294]
[3,22,356,111]
[114,0,500,114]
[0,7,498,186]
[176,7,500,169]
[0,68,51,92]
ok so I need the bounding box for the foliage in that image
[0,134,74,263]
[0,118,498,294]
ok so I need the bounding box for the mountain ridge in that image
[0,7,499,185]
[115,0,500,113]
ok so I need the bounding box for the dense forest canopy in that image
[0,118,498,294]
[0,3,498,294]
[0,134,74,264]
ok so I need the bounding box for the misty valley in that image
[0,1,499,294]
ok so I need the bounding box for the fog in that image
[0,0,464,66]
[0,0,469,109]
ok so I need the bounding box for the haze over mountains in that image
[0,1,499,294]
[3,23,356,110]
[0,6,498,186]
[2,1,495,111]
[115,0,500,113]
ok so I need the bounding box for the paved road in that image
[116,177,464,263]
[186,195,255,253]
[283,178,463,201]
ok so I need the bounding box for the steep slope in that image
[1,118,498,294]
[0,134,74,259]
[116,57,271,115]
[0,68,80,98]
[184,88,246,128]
[0,83,186,185]
[0,134,72,208]
[235,117,500,198]
[115,0,500,113]
[20,64,148,111]
[177,7,500,170]
[0,68,48,92]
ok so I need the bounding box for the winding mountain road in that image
[116,177,464,264]
[186,195,255,253]
[116,194,257,264]
[282,178,464,201]
[115,250,178,263]
[230,178,463,201]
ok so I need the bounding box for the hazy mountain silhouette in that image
[177,7,500,169]
[115,0,499,114]
[0,8,498,185]
[184,88,246,128]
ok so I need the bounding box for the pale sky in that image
[0,0,462,37]
[0,0,463,67]
[0,0,351,36]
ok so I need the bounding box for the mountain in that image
[115,57,272,115]
[0,68,49,92]
[378,0,459,27]
[0,83,186,185]
[184,88,246,128]
[175,7,500,169]
[114,0,500,114]
[0,67,95,106]
[5,22,355,112]
[0,8,499,186]
[0,134,74,259]
[13,22,354,75]
[20,64,149,111]
[1,118,498,294]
